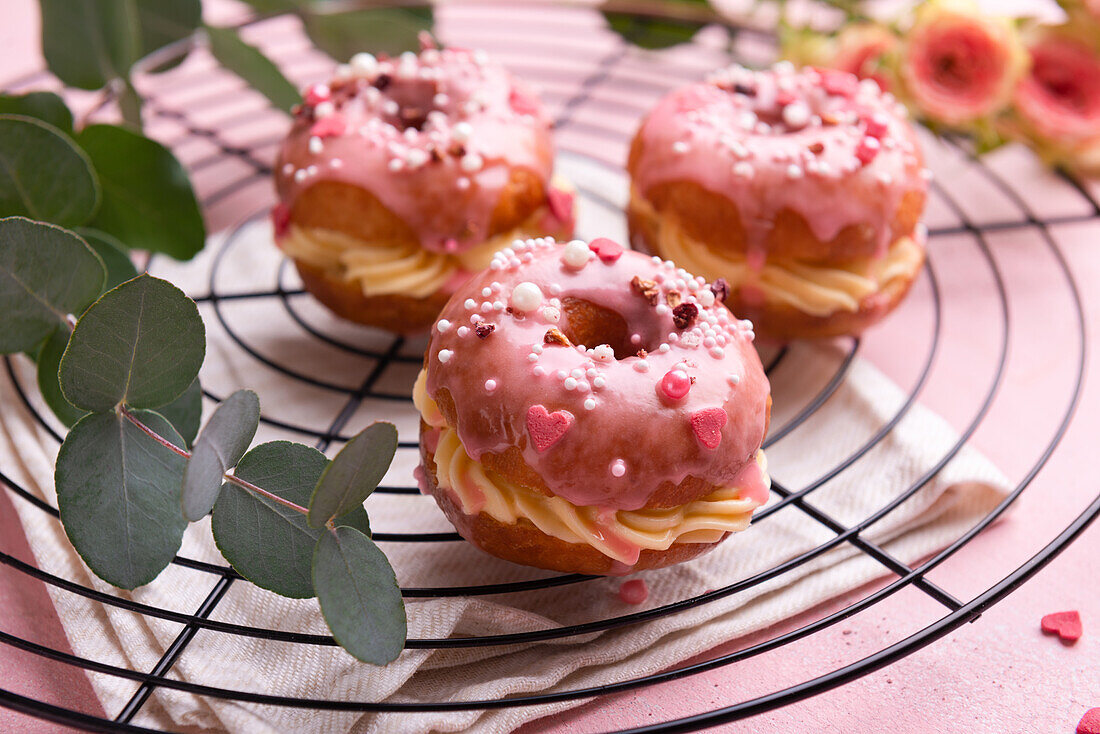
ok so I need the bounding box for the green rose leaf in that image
[212,442,370,598]
[308,422,397,528]
[74,228,139,290]
[181,389,260,522]
[0,116,100,227]
[59,274,205,412]
[0,217,105,353]
[206,26,302,114]
[56,409,188,589]
[0,92,73,132]
[76,124,205,260]
[313,525,406,665]
[156,377,203,447]
[39,0,139,90]
[303,7,434,60]
[37,326,86,427]
[136,0,202,73]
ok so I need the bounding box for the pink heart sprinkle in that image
[509,87,541,117]
[588,238,623,264]
[690,408,727,449]
[271,203,290,239]
[820,68,859,98]
[863,112,889,138]
[1041,610,1083,643]
[1079,708,1100,734]
[310,114,346,138]
[527,405,574,452]
[547,187,574,224]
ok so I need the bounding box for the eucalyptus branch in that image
[119,403,309,516]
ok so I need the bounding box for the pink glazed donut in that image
[413,237,772,575]
[627,62,929,340]
[273,43,575,333]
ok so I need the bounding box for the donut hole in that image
[377,77,440,131]
[559,297,654,359]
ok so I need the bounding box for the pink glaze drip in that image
[618,579,649,605]
[275,48,554,253]
[632,63,927,264]
[425,239,771,512]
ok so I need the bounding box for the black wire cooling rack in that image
[2,3,1098,732]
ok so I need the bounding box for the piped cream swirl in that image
[630,189,925,318]
[414,371,768,566]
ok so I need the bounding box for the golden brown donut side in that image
[419,424,728,575]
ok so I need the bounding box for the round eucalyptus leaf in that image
[313,526,406,665]
[0,92,73,132]
[0,115,100,227]
[206,26,302,113]
[0,217,105,353]
[40,0,138,90]
[211,441,369,598]
[77,124,205,261]
[181,389,260,521]
[136,0,202,73]
[303,7,433,60]
[59,274,205,412]
[37,326,87,427]
[56,409,188,589]
[156,377,203,447]
[74,228,139,290]
[308,422,397,528]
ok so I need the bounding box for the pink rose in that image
[830,23,899,92]
[1010,33,1100,173]
[899,0,1026,127]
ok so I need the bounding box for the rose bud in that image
[830,22,900,92]
[899,0,1027,127]
[1006,30,1100,174]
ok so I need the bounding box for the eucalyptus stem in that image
[118,404,309,516]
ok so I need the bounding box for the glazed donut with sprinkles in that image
[273,40,575,333]
[628,61,930,340]
[414,236,772,575]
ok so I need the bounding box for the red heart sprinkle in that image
[527,405,574,452]
[1078,708,1100,734]
[1041,610,1082,643]
[863,112,889,138]
[856,136,881,166]
[309,114,346,138]
[588,238,623,263]
[690,408,727,449]
[509,87,541,117]
[304,84,330,106]
[547,187,574,224]
[271,203,290,238]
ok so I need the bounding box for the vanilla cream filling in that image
[629,190,924,318]
[414,371,767,565]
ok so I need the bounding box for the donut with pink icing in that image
[627,62,930,340]
[413,237,772,575]
[273,43,575,333]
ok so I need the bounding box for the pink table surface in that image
[2,1,1098,732]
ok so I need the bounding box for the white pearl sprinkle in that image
[437,349,453,363]
[561,239,591,269]
[564,377,578,390]
[782,101,810,129]
[460,153,483,173]
[314,101,335,118]
[611,460,626,478]
[698,289,715,307]
[533,365,546,376]
[672,140,689,154]
[593,376,607,389]
[308,137,323,154]
[584,398,596,410]
[350,53,378,77]
[633,361,649,373]
[464,298,477,310]
[485,379,497,392]
[388,158,404,172]
[593,344,614,362]
[728,373,741,385]
[510,282,543,312]
[436,319,451,333]
[456,326,469,337]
